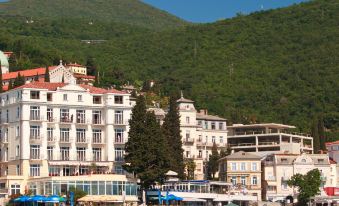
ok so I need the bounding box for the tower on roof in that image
[0,50,9,74]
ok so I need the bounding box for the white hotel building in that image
[0,82,138,203]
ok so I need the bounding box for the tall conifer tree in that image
[207,142,220,180]
[311,117,320,153]
[162,95,184,179]
[45,66,50,82]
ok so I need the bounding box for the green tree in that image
[34,72,39,81]
[318,114,326,151]
[162,95,184,179]
[13,73,25,88]
[207,142,220,180]
[124,96,169,189]
[8,79,13,90]
[311,117,320,153]
[185,159,196,180]
[45,66,50,82]
[220,144,232,158]
[68,186,87,203]
[288,169,321,206]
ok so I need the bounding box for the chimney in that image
[200,109,208,115]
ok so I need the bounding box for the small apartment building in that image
[219,151,262,201]
[262,153,337,203]
[326,140,339,163]
[227,124,313,154]
[177,94,228,180]
[0,82,133,198]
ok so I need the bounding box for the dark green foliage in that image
[68,186,87,203]
[34,72,39,81]
[311,117,320,153]
[44,66,50,82]
[288,169,321,206]
[8,79,13,90]
[13,73,25,88]
[0,0,338,137]
[185,159,196,180]
[162,95,184,179]
[220,144,232,158]
[318,114,326,151]
[207,142,220,180]
[124,96,170,189]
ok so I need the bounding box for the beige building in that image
[0,81,137,202]
[227,123,313,154]
[262,153,337,202]
[219,151,263,200]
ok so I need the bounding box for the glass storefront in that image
[28,180,138,196]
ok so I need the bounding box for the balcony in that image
[76,137,89,144]
[114,120,128,125]
[30,135,42,142]
[115,157,125,162]
[0,188,8,194]
[47,116,57,123]
[114,138,125,145]
[183,138,194,144]
[60,117,73,124]
[1,136,8,144]
[92,119,103,125]
[47,136,57,142]
[30,115,44,121]
[59,137,71,144]
[93,137,104,144]
[76,118,88,125]
[30,154,41,160]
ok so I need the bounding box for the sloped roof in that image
[176,96,194,103]
[225,151,261,160]
[2,67,57,81]
[73,74,95,79]
[79,84,126,94]
[196,113,226,121]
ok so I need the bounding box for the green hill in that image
[0,0,188,30]
[0,0,338,135]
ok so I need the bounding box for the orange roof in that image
[16,82,66,91]
[2,67,56,81]
[73,74,95,79]
[79,84,126,94]
[67,63,84,67]
[325,141,339,146]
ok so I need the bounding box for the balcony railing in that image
[93,137,104,144]
[114,138,125,144]
[114,120,128,125]
[183,138,194,143]
[60,117,73,123]
[76,137,88,143]
[30,135,42,140]
[92,119,103,125]
[47,136,57,142]
[30,115,44,121]
[60,137,71,143]
[76,118,87,124]
[30,154,40,160]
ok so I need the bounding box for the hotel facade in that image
[0,82,138,203]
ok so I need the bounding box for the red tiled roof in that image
[15,82,66,91]
[79,84,126,94]
[67,63,84,67]
[73,74,95,79]
[326,141,339,146]
[2,67,56,81]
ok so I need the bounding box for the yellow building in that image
[219,151,262,200]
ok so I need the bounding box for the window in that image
[93,129,102,143]
[93,111,102,124]
[77,147,86,161]
[76,129,86,143]
[30,164,40,176]
[30,106,40,120]
[186,117,190,124]
[114,111,123,124]
[49,166,60,176]
[47,93,52,101]
[186,130,190,140]
[93,96,102,104]
[198,120,202,126]
[63,94,68,101]
[47,146,53,160]
[212,136,216,143]
[219,122,224,130]
[76,110,86,123]
[47,108,53,122]
[6,110,9,123]
[30,145,40,159]
[204,122,208,129]
[60,109,71,123]
[211,122,216,130]
[241,176,246,185]
[115,165,124,174]
[78,95,83,102]
[60,128,70,142]
[240,162,246,171]
[252,162,257,171]
[30,126,40,139]
[115,129,124,143]
[16,145,20,157]
[252,176,258,185]
[16,165,20,175]
[11,184,20,195]
[231,163,237,171]
[16,126,20,137]
[60,147,70,160]
[220,136,223,143]
[47,128,54,141]
[114,96,123,104]
[231,176,237,185]
[30,91,40,99]
[16,107,20,118]
[93,148,102,161]
[115,148,124,161]
[281,182,288,190]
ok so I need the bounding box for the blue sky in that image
[142,0,309,23]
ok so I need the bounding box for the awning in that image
[78,195,120,203]
[182,197,206,202]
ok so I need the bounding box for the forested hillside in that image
[0,0,187,30]
[0,0,338,134]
